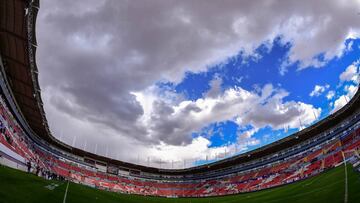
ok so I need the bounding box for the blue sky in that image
[158,38,360,165]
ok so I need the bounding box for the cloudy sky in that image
[36,0,360,169]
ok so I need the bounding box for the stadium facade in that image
[0,0,360,197]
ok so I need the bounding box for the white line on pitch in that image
[344,158,348,203]
[63,181,70,203]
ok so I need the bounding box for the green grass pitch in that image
[0,164,359,203]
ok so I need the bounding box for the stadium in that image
[1,0,360,202]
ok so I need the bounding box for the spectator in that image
[35,165,40,176]
[0,120,5,134]
[4,131,12,144]
[27,161,31,173]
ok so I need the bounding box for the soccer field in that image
[0,164,359,203]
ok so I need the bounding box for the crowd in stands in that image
[45,134,359,197]
[0,98,59,181]
[1,96,360,197]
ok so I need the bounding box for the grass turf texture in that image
[0,164,359,203]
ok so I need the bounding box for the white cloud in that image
[205,76,223,98]
[326,90,335,100]
[331,60,359,113]
[340,62,359,82]
[309,84,330,97]
[346,41,354,52]
[134,83,321,146]
[332,85,358,113]
[143,135,261,168]
[333,95,348,113]
[236,127,261,152]
[345,84,359,98]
